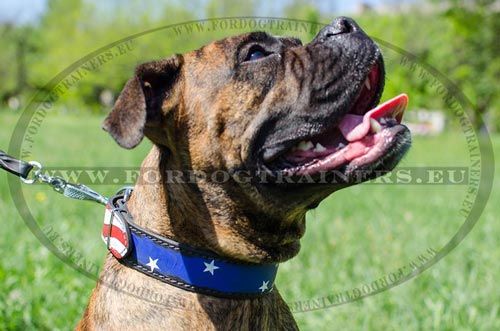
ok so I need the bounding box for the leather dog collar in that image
[101,188,278,299]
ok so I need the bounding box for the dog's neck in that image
[127,146,205,245]
[126,145,275,264]
[113,146,298,329]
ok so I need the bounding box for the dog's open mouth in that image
[263,63,410,179]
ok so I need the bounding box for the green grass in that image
[0,111,499,330]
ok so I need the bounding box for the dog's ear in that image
[102,55,183,149]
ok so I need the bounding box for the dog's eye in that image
[245,46,270,62]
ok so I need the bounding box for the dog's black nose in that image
[322,17,361,37]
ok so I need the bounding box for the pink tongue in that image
[338,94,408,142]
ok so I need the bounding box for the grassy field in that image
[0,111,499,331]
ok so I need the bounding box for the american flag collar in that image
[101,187,279,299]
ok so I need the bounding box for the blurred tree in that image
[0,24,35,108]
[28,0,91,86]
[356,1,499,132]
[0,25,21,103]
[434,0,500,131]
[25,0,97,111]
[25,0,198,113]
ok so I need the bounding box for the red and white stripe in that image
[102,205,130,259]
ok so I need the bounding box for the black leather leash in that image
[0,149,108,205]
[0,150,34,179]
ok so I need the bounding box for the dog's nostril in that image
[323,16,359,37]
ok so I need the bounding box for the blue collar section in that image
[102,188,279,299]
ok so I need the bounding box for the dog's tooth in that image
[364,78,371,91]
[297,141,314,151]
[337,142,346,150]
[370,118,382,133]
[313,143,326,153]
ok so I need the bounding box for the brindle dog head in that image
[103,17,411,262]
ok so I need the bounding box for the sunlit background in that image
[0,1,498,330]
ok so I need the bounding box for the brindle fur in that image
[77,17,409,330]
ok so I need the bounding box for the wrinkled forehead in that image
[224,31,303,48]
[185,31,303,63]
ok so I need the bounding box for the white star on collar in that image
[259,280,270,293]
[203,260,220,276]
[146,257,160,272]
